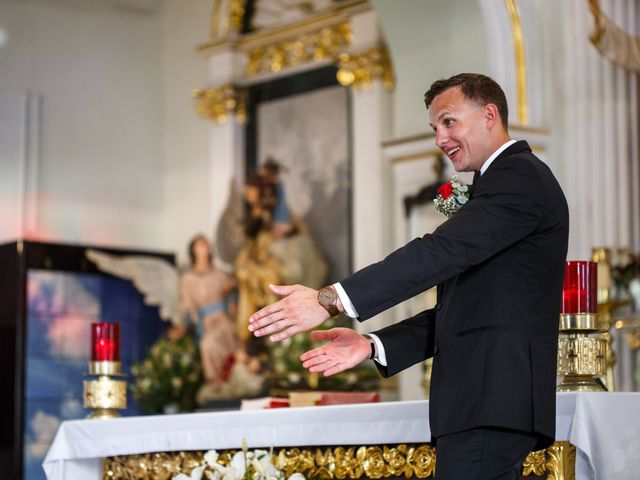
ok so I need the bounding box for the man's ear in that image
[484,103,500,130]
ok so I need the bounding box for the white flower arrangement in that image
[172,445,304,480]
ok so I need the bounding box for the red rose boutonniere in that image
[433,176,469,217]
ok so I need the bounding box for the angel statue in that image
[171,234,239,391]
[87,236,263,404]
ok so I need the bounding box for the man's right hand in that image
[300,328,372,377]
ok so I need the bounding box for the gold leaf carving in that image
[103,441,576,479]
[557,336,607,376]
[337,47,394,91]
[192,84,247,124]
[546,441,576,480]
[245,23,352,75]
[522,449,546,476]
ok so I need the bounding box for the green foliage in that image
[131,334,203,413]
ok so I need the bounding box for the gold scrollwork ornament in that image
[103,442,581,479]
[546,441,576,480]
[192,84,247,124]
[522,449,546,477]
[245,23,352,75]
[337,47,394,91]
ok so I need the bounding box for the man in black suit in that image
[248,73,569,479]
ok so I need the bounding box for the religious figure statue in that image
[174,234,269,403]
[233,160,328,339]
[175,234,240,389]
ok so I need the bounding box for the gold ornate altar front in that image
[103,441,576,480]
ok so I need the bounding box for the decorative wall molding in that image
[202,0,368,54]
[209,0,247,41]
[504,0,528,124]
[244,22,352,75]
[191,83,247,124]
[337,47,394,91]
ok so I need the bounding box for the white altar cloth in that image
[43,392,640,480]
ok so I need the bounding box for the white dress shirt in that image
[334,139,516,366]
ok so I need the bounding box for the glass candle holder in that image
[561,261,597,314]
[90,322,120,363]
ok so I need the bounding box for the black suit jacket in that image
[341,141,569,450]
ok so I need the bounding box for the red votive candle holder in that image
[561,261,597,314]
[91,322,120,363]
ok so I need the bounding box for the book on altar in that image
[317,391,379,405]
[289,391,379,407]
[240,397,290,410]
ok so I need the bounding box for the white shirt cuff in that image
[333,282,359,318]
[367,333,388,366]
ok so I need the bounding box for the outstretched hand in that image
[300,328,372,377]
[248,284,330,342]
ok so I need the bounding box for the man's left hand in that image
[248,284,330,342]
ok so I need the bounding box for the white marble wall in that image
[0,0,167,250]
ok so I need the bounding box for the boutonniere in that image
[434,176,469,217]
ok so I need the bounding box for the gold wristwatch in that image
[317,285,340,317]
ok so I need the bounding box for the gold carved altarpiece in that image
[102,442,576,479]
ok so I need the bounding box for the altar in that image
[43,392,640,480]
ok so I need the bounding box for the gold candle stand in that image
[557,313,607,392]
[83,361,127,419]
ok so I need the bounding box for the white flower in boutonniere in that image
[433,176,469,217]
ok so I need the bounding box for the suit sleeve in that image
[342,158,545,320]
[372,308,436,377]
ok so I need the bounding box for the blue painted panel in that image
[23,266,171,479]
[59,361,88,398]
[63,273,101,316]
[25,313,53,359]
[23,447,47,480]
[55,314,94,361]
[27,271,65,316]
[23,399,60,442]
[100,276,141,321]
[25,359,63,399]
[60,397,87,421]
[119,320,138,362]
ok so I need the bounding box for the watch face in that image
[319,287,336,305]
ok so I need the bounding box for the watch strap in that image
[363,334,376,360]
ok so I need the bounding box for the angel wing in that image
[215,178,246,268]
[86,249,182,325]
